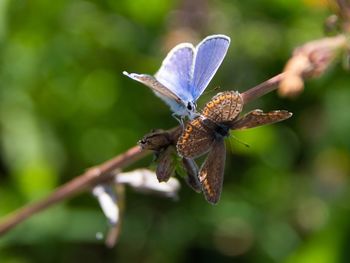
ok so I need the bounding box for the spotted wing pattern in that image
[176,118,215,159]
[230,110,292,130]
[202,91,243,123]
[199,138,226,204]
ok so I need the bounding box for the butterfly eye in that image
[187,102,193,111]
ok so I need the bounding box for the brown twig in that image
[241,73,286,104]
[0,146,148,236]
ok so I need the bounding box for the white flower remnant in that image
[116,169,180,198]
[92,185,119,225]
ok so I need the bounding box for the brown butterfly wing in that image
[182,158,201,193]
[177,117,215,158]
[202,91,243,123]
[230,110,292,130]
[199,138,226,205]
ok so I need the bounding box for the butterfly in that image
[123,35,230,120]
[176,91,292,204]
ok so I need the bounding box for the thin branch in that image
[241,73,286,104]
[0,146,148,236]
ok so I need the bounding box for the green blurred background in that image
[1,0,350,262]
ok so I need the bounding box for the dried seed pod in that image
[156,146,176,182]
[138,127,182,151]
[279,35,347,97]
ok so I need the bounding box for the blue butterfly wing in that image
[191,35,230,100]
[155,43,194,101]
[123,71,183,104]
[123,71,188,116]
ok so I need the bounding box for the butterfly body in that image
[177,91,243,159]
[214,123,231,138]
[155,92,196,119]
[124,35,231,119]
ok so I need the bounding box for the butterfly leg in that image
[172,113,185,128]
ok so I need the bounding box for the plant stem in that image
[241,73,286,104]
[0,146,148,236]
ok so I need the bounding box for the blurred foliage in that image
[0,0,350,262]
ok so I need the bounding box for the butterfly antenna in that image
[202,86,221,96]
[229,134,250,149]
